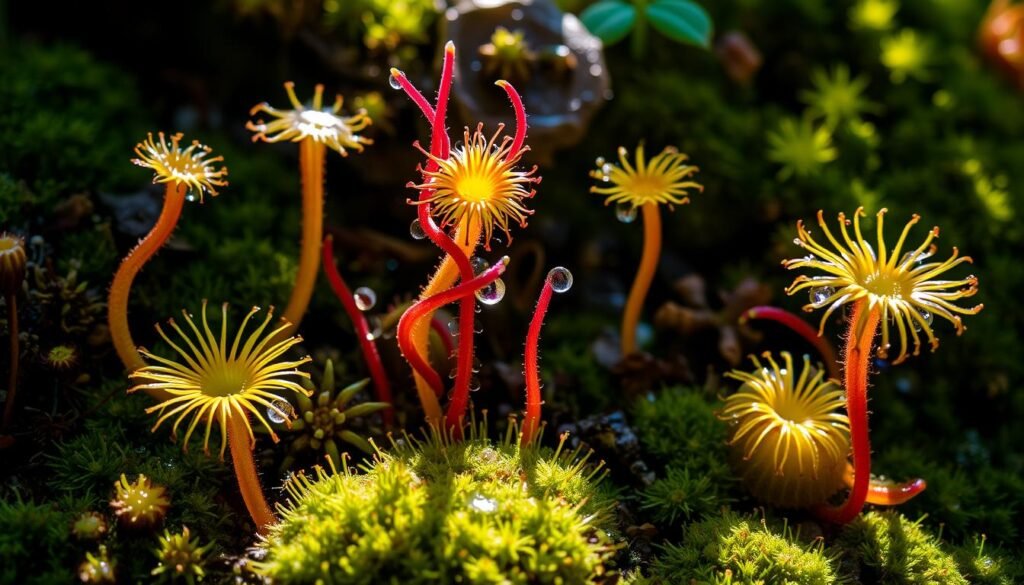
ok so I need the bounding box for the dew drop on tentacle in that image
[447,318,459,336]
[468,375,481,392]
[409,219,427,240]
[354,287,377,311]
[615,203,637,223]
[475,278,506,305]
[471,256,490,276]
[365,316,383,340]
[546,267,573,293]
[267,399,295,424]
[388,71,403,90]
[809,286,834,305]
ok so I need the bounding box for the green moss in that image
[640,466,727,527]
[644,512,839,584]
[258,427,618,584]
[631,386,731,479]
[835,511,965,584]
[950,536,1024,585]
[0,496,75,584]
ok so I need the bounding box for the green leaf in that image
[580,0,637,46]
[646,0,712,48]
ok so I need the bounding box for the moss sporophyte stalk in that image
[247,82,372,339]
[784,208,982,523]
[108,133,228,388]
[590,144,702,356]
[128,301,311,533]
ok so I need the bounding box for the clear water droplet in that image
[472,356,482,373]
[267,399,294,424]
[475,278,506,305]
[365,316,383,340]
[354,287,377,311]
[447,318,459,336]
[601,162,613,175]
[468,375,481,392]
[449,368,457,380]
[595,156,606,167]
[409,219,427,240]
[470,60,483,72]
[469,493,498,512]
[546,267,573,293]
[388,71,403,90]
[809,286,834,305]
[471,256,489,276]
[185,191,198,202]
[570,98,581,111]
[615,203,638,223]
[510,8,523,20]
[914,308,933,331]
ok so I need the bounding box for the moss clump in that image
[0,496,75,584]
[835,511,966,584]
[257,427,618,584]
[643,512,838,584]
[950,536,1024,585]
[640,466,726,526]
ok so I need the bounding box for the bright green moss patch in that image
[643,512,838,584]
[258,428,618,584]
[835,511,965,584]
[631,386,729,474]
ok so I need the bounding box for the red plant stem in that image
[321,236,394,427]
[432,42,456,160]
[495,80,527,156]
[399,261,508,426]
[816,300,879,524]
[843,463,928,505]
[522,279,554,445]
[2,295,18,431]
[431,316,456,365]
[742,305,840,380]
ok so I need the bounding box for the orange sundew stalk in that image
[621,202,662,355]
[227,412,276,534]
[108,183,187,381]
[279,139,326,337]
[2,295,18,430]
[816,300,878,524]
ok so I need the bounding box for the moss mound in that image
[257,427,619,584]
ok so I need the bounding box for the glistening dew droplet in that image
[475,278,506,305]
[447,318,459,336]
[365,316,383,340]
[469,493,498,513]
[471,256,489,276]
[267,399,295,424]
[809,286,835,305]
[615,203,638,223]
[353,287,377,312]
[388,71,403,90]
[913,308,933,331]
[546,267,573,293]
[409,219,427,240]
[468,375,481,392]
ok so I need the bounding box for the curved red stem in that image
[433,42,456,160]
[389,68,435,121]
[495,80,527,157]
[843,463,928,505]
[816,301,878,524]
[399,261,508,429]
[321,236,394,427]
[742,305,840,380]
[522,279,554,445]
[431,316,456,373]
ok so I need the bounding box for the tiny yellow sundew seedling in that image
[129,302,311,534]
[108,133,228,387]
[720,352,850,508]
[110,473,170,531]
[783,207,982,524]
[590,145,702,356]
[247,82,372,338]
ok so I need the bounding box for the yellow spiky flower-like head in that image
[132,132,228,203]
[590,144,702,211]
[410,123,539,250]
[129,301,312,460]
[110,473,170,530]
[783,208,983,364]
[247,82,373,156]
[0,232,27,296]
[720,352,850,508]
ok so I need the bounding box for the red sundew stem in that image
[522,279,554,445]
[815,300,879,524]
[431,316,456,363]
[495,80,527,156]
[842,463,928,505]
[433,42,456,160]
[321,236,394,427]
[389,69,436,122]
[742,305,841,380]
[399,260,508,424]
